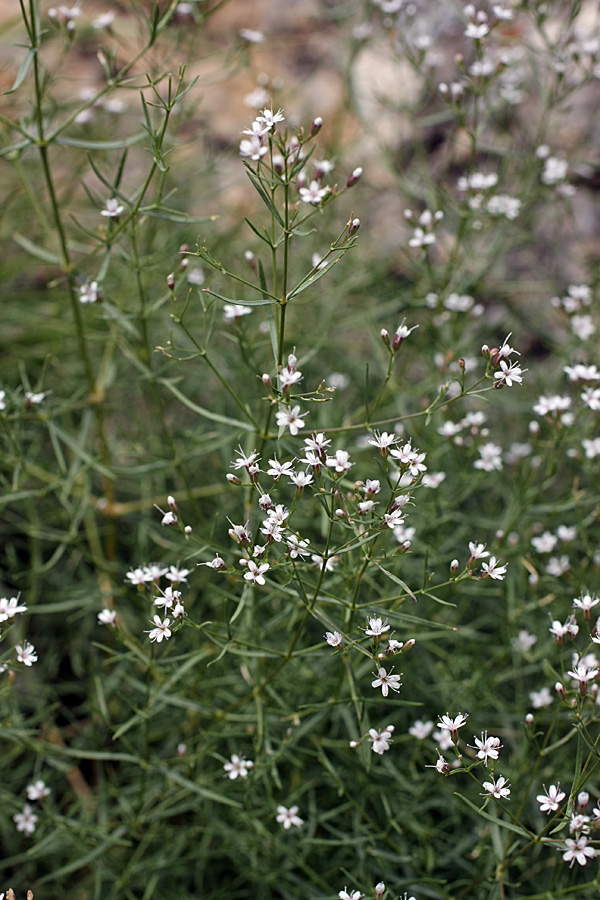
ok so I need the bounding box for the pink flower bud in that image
[348,217,360,235]
[167,273,175,290]
[401,639,416,652]
[555,681,566,699]
[578,792,589,811]
[226,473,242,485]
[311,116,323,136]
[347,167,363,188]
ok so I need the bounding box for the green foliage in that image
[1,2,600,900]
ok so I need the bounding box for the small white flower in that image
[146,615,172,643]
[480,557,508,580]
[13,804,38,834]
[79,281,99,303]
[371,666,402,697]
[276,804,304,829]
[324,631,343,647]
[27,780,51,800]
[223,304,252,321]
[16,642,38,666]
[244,560,270,585]
[98,608,116,625]
[537,783,566,813]
[365,617,390,637]
[339,889,363,900]
[472,732,502,765]
[101,197,124,217]
[275,405,306,436]
[368,725,395,755]
[408,719,434,739]
[223,754,254,779]
[562,836,596,867]
[299,180,330,204]
[482,775,511,799]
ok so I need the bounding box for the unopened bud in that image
[244,249,256,270]
[375,882,385,899]
[401,638,416,652]
[578,791,589,811]
[458,358,465,373]
[167,272,175,290]
[349,740,360,748]
[380,328,390,347]
[529,420,540,436]
[311,116,323,136]
[177,742,187,757]
[439,82,449,94]
[184,525,192,534]
[399,540,411,553]
[347,166,363,188]
[348,217,360,235]
[167,495,178,511]
[335,508,347,518]
[481,344,490,359]
[525,713,534,724]
[226,473,242,485]
[555,681,566,699]
[450,558,459,573]
[261,373,272,387]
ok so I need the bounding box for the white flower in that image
[474,442,503,472]
[339,889,363,900]
[365,617,390,637]
[79,281,98,303]
[368,725,395,755]
[0,595,27,621]
[101,197,124,217]
[480,557,508,580]
[537,783,565,813]
[582,438,600,459]
[409,719,434,739]
[437,713,468,743]
[286,534,310,559]
[223,754,254,779]
[276,804,304,829]
[531,531,557,553]
[13,804,38,834]
[371,666,402,697]
[562,836,596,867]
[93,11,116,28]
[161,511,177,526]
[275,405,306,436]
[244,560,270,585]
[201,555,227,570]
[324,630,343,647]
[512,630,537,652]
[571,315,596,342]
[239,135,267,161]
[239,28,264,42]
[16,642,38,666]
[27,780,51,800]
[494,360,524,387]
[482,775,510,799]
[472,732,502,765]
[223,304,252,321]
[165,565,190,583]
[299,180,329,204]
[530,687,553,709]
[146,615,172,643]
[326,449,353,474]
[468,542,489,561]
[98,608,117,625]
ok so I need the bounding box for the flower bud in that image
[348,217,360,235]
[375,882,385,899]
[167,495,178,511]
[450,558,459,573]
[525,713,534,725]
[578,791,589,811]
[347,166,363,188]
[458,358,465,373]
[167,272,175,290]
[335,508,347,518]
[177,743,187,757]
[481,344,490,359]
[349,740,360,748]
[261,373,272,387]
[380,328,390,347]
[401,639,416,652]
[184,525,192,534]
[226,473,242,485]
[555,681,566,700]
[311,116,323,136]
